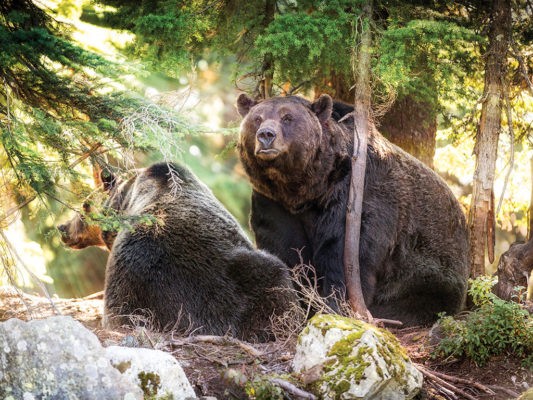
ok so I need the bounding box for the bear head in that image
[237,94,333,166]
[57,168,123,251]
[237,94,350,211]
[57,201,106,250]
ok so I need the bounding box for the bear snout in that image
[57,223,68,235]
[254,121,283,160]
[257,127,276,147]
[57,223,71,243]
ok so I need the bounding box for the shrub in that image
[434,276,533,367]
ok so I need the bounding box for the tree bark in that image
[379,95,436,168]
[259,0,276,99]
[468,0,511,278]
[528,156,533,239]
[344,1,373,318]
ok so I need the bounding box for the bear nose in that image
[257,128,276,147]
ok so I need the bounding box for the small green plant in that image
[222,369,285,400]
[433,276,533,367]
[244,376,284,400]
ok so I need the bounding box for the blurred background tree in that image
[0,0,204,295]
[1,0,532,297]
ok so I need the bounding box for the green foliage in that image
[434,276,533,367]
[222,368,285,400]
[468,275,498,306]
[0,0,198,211]
[255,1,356,89]
[375,18,481,111]
[0,0,201,295]
[87,206,158,234]
[245,376,284,400]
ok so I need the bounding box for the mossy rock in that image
[293,314,422,400]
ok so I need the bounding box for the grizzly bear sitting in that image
[236,94,469,326]
[58,162,294,339]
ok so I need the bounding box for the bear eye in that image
[282,114,292,124]
[254,115,263,124]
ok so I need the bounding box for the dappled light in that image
[1,0,532,399]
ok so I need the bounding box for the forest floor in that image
[0,286,531,400]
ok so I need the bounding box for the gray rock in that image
[0,316,142,400]
[106,345,196,399]
[293,314,423,400]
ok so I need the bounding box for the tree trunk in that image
[468,0,511,278]
[259,0,276,99]
[527,157,533,240]
[379,95,436,168]
[344,1,372,318]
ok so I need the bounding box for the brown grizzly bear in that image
[58,162,294,339]
[236,94,469,326]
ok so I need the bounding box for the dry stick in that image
[171,335,263,358]
[270,378,317,400]
[417,365,478,400]
[425,369,495,395]
[83,290,104,300]
[373,318,403,326]
[428,380,458,400]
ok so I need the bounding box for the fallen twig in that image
[270,378,317,400]
[425,368,495,395]
[171,334,263,358]
[373,318,403,326]
[83,290,104,300]
[428,380,458,400]
[417,365,478,400]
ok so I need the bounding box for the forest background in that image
[0,0,532,298]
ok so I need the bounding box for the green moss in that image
[309,314,372,334]
[138,371,161,398]
[329,331,364,357]
[333,379,351,397]
[374,331,409,386]
[308,314,413,398]
[113,361,131,374]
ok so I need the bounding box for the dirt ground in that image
[0,286,531,400]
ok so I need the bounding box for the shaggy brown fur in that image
[237,94,469,326]
[59,163,294,340]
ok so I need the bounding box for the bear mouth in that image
[60,235,84,250]
[255,149,280,160]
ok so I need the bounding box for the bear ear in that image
[237,93,257,117]
[92,165,116,192]
[93,164,116,191]
[100,169,117,192]
[311,94,333,123]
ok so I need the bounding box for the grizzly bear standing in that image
[237,94,469,326]
[59,162,294,339]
